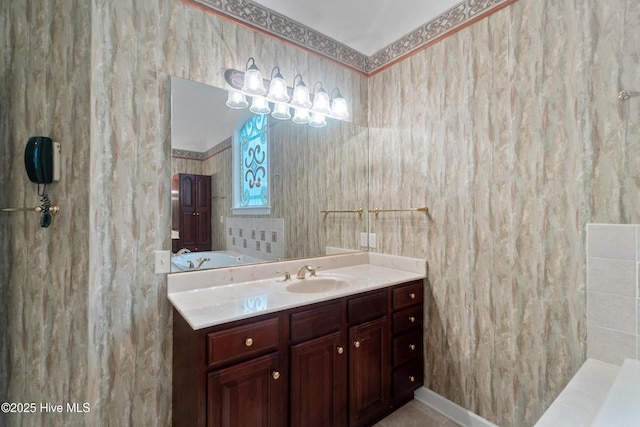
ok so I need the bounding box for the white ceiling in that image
[252,0,461,56]
[171,76,247,153]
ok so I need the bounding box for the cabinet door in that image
[290,332,347,427]
[179,174,197,248]
[195,174,211,249]
[207,352,285,427]
[348,317,389,426]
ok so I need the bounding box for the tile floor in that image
[373,400,460,427]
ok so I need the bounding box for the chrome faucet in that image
[175,248,190,256]
[296,265,321,279]
[195,257,210,269]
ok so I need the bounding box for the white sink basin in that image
[285,277,350,293]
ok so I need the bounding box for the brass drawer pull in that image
[409,344,416,351]
[409,292,416,299]
[272,371,280,380]
[409,316,416,323]
[244,337,253,347]
[337,346,344,354]
[353,340,361,348]
[409,375,415,383]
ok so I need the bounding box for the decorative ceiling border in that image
[172,137,232,160]
[186,0,517,75]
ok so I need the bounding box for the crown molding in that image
[185,0,518,75]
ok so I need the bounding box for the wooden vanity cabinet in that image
[289,301,348,427]
[347,291,390,427]
[390,281,424,402]
[172,280,425,427]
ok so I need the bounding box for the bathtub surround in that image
[226,217,285,261]
[587,224,640,365]
[2,2,639,427]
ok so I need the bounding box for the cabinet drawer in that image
[207,317,279,367]
[347,290,387,324]
[392,358,423,398]
[392,329,422,367]
[392,281,423,310]
[393,306,423,335]
[290,302,341,343]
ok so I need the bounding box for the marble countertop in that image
[168,252,427,330]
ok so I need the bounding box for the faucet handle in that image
[308,265,322,276]
[276,271,292,281]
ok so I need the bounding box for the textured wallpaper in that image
[2,0,639,426]
[1,1,92,426]
[368,0,640,425]
[2,0,367,426]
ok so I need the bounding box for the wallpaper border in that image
[186,0,517,75]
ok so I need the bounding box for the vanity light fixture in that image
[292,107,310,124]
[290,74,312,110]
[224,60,349,128]
[310,82,331,115]
[309,112,327,128]
[271,102,292,120]
[226,90,249,109]
[250,95,271,114]
[241,58,266,96]
[267,66,290,103]
[330,88,349,120]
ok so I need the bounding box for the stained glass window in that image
[233,114,270,213]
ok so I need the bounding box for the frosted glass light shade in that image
[311,88,331,115]
[226,90,248,109]
[242,68,266,96]
[292,108,309,124]
[330,96,348,119]
[271,103,291,120]
[250,96,270,114]
[309,112,327,128]
[267,75,289,103]
[291,83,311,109]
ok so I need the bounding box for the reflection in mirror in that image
[170,76,368,272]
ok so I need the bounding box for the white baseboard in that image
[414,387,498,427]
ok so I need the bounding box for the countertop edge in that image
[168,254,427,330]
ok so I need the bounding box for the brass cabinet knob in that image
[409,344,416,351]
[337,346,344,354]
[409,316,416,323]
[245,337,253,347]
[272,371,280,380]
[409,376,415,383]
[353,340,361,348]
[409,292,416,299]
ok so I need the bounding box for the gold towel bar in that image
[1,205,60,214]
[371,206,430,218]
[321,208,363,217]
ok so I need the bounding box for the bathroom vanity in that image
[168,253,426,427]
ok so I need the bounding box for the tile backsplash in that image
[587,224,640,365]
[226,217,285,261]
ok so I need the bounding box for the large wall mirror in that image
[170,76,369,272]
